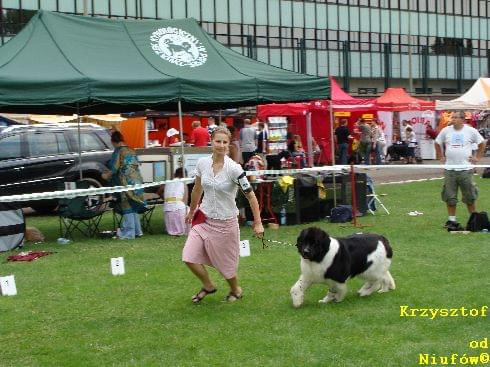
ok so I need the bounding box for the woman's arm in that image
[245,190,264,236]
[185,176,203,223]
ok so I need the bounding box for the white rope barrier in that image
[0,163,488,203]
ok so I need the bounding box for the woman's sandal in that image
[191,287,217,303]
[225,292,243,302]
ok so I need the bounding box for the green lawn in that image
[1,178,489,366]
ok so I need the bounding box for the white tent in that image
[436,78,490,110]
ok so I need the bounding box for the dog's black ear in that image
[296,229,307,246]
[313,227,330,248]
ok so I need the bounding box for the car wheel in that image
[79,177,106,209]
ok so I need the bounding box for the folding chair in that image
[58,181,107,239]
[366,176,390,215]
[112,197,162,235]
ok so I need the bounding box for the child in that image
[160,168,189,236]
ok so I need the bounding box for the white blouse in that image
[196,155,245,220]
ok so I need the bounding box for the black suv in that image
[0,123,112,213]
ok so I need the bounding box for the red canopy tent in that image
[374,88,435,111]
[330,77,376,111]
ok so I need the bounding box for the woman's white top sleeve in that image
[196,155,245,220]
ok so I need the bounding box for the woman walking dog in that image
[182,127,264,303]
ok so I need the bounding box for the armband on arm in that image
[237,172,252,193]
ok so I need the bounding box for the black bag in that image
[482,168,490,179]
[330,205,353,223]
[466,211,490,232]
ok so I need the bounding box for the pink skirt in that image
[164,209,189,236]
[182,217,240,279]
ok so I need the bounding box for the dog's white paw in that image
[319,292,336,304]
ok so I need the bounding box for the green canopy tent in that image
[0,11,329,176]
[0,11,329,113]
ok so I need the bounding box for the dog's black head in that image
[296,227,331,262]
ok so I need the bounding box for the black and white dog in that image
[290,227,395,308]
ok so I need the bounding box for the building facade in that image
[1,0,489,96]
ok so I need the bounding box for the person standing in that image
[158,167,189,236]
[240,119,257,165]
[227,125,242,164]
[189,120,210,147]
[372,119,386,165]
[207,116,218,136]
[182,127,264,303]
[435,110,486,230]
[335,119,351,165]
[358,119,372,165]
[405,126,417,164]
[103,131,145,239]
[256,122,268,154]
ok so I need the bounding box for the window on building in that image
[409,0,418,11]
[359,0,370,6]
[269,26,280,47]
[437,0,445,12]
[446,0,453,13]
[349,31,360,50]
[256,25,267,46]
[360,32,370,51]
[328,30,338,50]
[471,0,479,15]
[400,0,408,9]
[370,0,380,6]
[427,0,436,12]
[454,0,461,13]
[371,33,380,51]
[479,0,486,17]
[305,28,315,49]
[229,23,243,46]
[462,0,470,15]
[338,30,348,42]
[419,1,427,11]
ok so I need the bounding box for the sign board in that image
[239,240,251,257]
[334,112,351,117]
[110,257,125,275]
[0,275,17,296]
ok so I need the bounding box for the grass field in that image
[1,178,489,366]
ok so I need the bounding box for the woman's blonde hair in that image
[211,126,232,141]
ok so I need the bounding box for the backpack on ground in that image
[466,211,490,232]
[482,168,490,179]
[330,205,353,223]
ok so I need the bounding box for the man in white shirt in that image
[435,110,486,230]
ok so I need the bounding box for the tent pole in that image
[77,103,83,181]
[329,100,337,207]
[306,112,313,167]
[178,99,186,177]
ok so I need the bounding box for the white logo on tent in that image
[150,27,207,67]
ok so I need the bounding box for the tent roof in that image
[0,11,329,114]
[257,103,311,118]
[330,77,375,110]
[374,88,435,111]
[436,78,490,110]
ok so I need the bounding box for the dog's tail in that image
[382,271,396,291]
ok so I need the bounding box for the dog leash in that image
[258,232,296,249]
